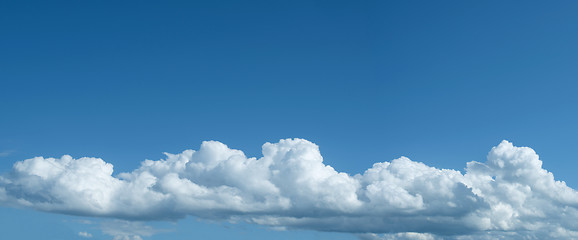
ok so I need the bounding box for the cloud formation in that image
[1,139,577,239]
[78,231,93,238]
[101,220,166,240]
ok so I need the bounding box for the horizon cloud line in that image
[1,139,577,239]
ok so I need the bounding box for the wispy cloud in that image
[101,220,169,240]
[359,232,437,240]
[0,139,577,239]
[78,231,93,238]
[0,150,14,157]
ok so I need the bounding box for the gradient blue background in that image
[2,1,578,239]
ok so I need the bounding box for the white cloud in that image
[78,231,92,238]
[359,232,438,240]
[112,235,142,240]
[0,139,577,239]
[101,220,162,240]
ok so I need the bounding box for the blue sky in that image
[2,1,578,239]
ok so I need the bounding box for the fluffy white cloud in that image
[1,139,577,239]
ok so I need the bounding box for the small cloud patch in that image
[78,231,92,238]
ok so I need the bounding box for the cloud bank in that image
[1,139,577,239]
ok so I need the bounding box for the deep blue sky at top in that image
[1,0,578,187]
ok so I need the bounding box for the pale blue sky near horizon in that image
[2,1,578,239]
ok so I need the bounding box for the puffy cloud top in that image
[1,139,577,239]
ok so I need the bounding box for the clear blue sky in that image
[2,1,578,239]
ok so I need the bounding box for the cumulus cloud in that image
[0,139,577,239]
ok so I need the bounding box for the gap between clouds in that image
[1,139,577,239]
